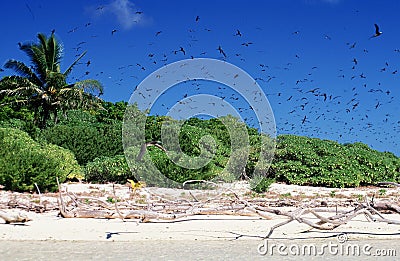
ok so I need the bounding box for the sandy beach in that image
[1,183,400,260]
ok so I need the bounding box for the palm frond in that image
[37,33,48,53]
[46,34,63,72]
[0,75,30,89]
[63,50,87,77]
[74,79,104,95]
[58,86,103,110]
[30,45,47,80]
[0,84,43,97]
[54,37,64,67]
[3,60,43,86]
[19,42,35,58]
[0,98,31,107]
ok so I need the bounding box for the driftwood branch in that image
[377,182,400,187]
[2,179,399,238]
[260,198,400,238]
[53,180,400,239]
[0,210,31,224]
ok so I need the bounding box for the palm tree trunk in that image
[40,102,51,129]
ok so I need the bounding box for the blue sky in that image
[1,0,399,156]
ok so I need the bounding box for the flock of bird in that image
[4,3,399,156]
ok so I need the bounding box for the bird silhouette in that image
[370,23,382,38]
[241,42,253,47]
[217,46,226,58]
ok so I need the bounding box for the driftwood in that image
[250,198,400,238]
[377,182,400,187]
[0,210,31,224]
[2,179,400,237]
[373,201,400,214]
[53,177,400,239]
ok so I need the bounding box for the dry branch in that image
[3,180,399,239]
[377,182,400,187]
[0,210,31,224]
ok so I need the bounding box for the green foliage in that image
[140,116,263,186]
[250,176,275,193]
[84,155,131,184]
[0,33,103,128]
[148,147,216,185]
[2,93,399,192]
[40,110,123,165]
[95,101,127,123]
[0,118,40,140]
[270,135,400,188]
[0,128,82,192]
[0,95,34,122]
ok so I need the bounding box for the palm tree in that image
[0,32,104,128]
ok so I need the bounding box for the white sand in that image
[1,182,400,242]
[1,210,399,242]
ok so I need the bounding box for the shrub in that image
[41,110,123,165]
[84,155,132,184]
[0,128,82,192]
[250,176,275,193]
[270,135,400,188]
[0,118,40,140]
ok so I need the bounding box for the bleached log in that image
[0,210,31,224]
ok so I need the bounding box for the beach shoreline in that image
[1,183,400,260]
[1,182,400,242]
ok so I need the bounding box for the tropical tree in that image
[0,32,103,128]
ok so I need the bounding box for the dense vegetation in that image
[1,99,399,192]
[0,33,103,129]
[0,127,82,192]
[1,33,399,192]
[271,135,400,188]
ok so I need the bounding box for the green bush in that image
[270,135,400,188]
[149,147,216,184]
[0,128,82,192]
[41,110,123,165]
[0,118,40,140]
[250,177,275,193]
[84,155,132,184]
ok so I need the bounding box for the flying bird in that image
[25,3,35,20]
[241,42,253,47]
[323,34,331,40]
[348,42,356,49]
[217,45,227,58]
[370,24,382,38]
[111,29,117,35]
